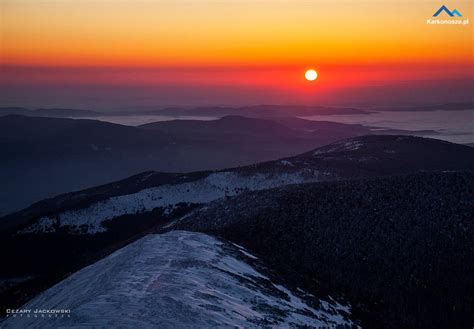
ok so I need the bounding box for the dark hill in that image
[141,115,369,139]
[140,115,300,138]
[173,172,474,329]
[290,135,474,177]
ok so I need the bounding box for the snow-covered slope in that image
[19,170,327,234]
[2,231,357,328]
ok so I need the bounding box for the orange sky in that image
[2,0,473,66]
[0,0,473,107]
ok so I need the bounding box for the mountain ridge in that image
[3,134,473,232]
[171,172,474,329]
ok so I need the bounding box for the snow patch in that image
[313,139,364,155]
[280,160,294,166]
[20,217,56,234]
[231,242,259,260]
[341,140,364,151]
[3,231,357,328]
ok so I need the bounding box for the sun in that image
[305,69,318,81]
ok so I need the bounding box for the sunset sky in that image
[1,0,473,108]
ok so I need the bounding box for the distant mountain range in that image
[1,102,472,119]
[146,105,372,117]
[0,115,374,216]
[0,105,370,118]
[1,135,472,328]
[0,107,103,118]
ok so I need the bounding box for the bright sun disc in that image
[305,69,318,81]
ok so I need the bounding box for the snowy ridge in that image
[20,170,325,234]
[3,231,357,328]
[313,138,364,155]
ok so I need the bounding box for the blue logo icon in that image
[433,5,462,17]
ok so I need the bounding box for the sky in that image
[0,0,473,109]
